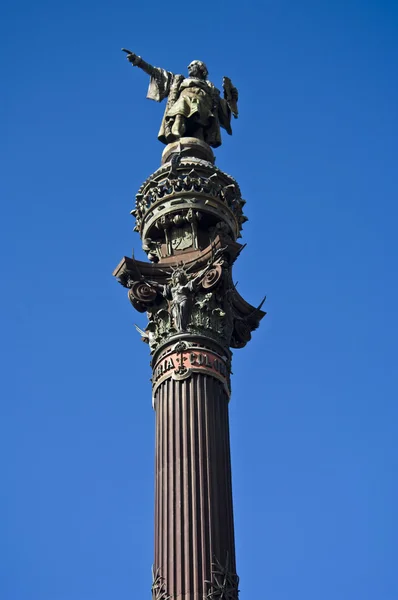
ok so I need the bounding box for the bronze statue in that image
[122,50,238,148]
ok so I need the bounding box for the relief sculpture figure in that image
[123,50,238,148]
[145,259,220,332]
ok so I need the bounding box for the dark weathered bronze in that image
[114,52,265,600]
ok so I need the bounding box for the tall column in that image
[152,339,236,600]
[114,127,265,598]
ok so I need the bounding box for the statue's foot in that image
[166,132,179,143]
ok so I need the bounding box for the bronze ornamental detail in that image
[151,567,170,600]
[132,160,248,260]
[206,554,240,600]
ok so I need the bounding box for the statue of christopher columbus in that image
[123,50,238,148]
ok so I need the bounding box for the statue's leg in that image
[164,118,174,142]
[172,305,181,331]
[171,115,186,138]
[180,301,190,331]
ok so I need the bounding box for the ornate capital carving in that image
[113,241,265,353]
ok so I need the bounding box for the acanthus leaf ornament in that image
[205,554,240,600]
[151,566,170,600]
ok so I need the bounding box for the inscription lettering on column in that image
[190,352,228,377]
[154,357,176,379]
[152,346,230,397]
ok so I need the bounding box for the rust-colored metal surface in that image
[154,374,236,600]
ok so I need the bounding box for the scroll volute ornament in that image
[202,263,223,291]
[128,280,158,313]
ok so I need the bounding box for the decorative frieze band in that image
[152,341,231,400]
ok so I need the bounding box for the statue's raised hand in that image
[121,48,141,66]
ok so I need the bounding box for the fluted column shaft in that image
[153,373,236,600]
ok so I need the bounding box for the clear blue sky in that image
[1,1,398,599]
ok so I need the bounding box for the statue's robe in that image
[146,68,232,148]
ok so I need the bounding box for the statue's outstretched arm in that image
[122,49,157,77]
[144,279,165,294]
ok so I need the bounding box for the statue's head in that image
[188,60,208,80]
[171,267,188,285]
